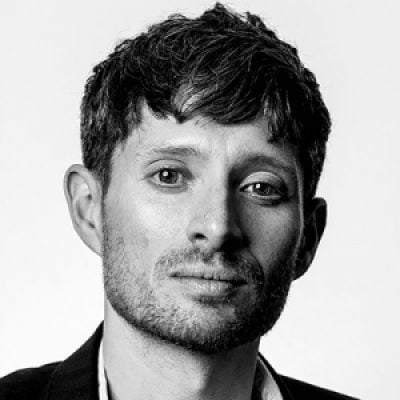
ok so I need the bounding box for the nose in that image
[186,185,244,252]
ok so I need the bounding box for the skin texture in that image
[64,106,326,400]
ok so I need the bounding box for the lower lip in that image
[172,277,244,297]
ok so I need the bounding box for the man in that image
[0,3,359,399]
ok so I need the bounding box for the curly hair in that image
[81,2,331,201]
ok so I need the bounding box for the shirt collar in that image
[98,339,282,400]
[98,339,108,400]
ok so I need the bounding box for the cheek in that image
[104,187,182,265]
[242,205,303,270]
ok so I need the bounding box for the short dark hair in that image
[81,2,331,201]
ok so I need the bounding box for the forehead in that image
[118,107,299,172]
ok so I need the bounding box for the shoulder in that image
[280,375,360,400]
[0,362,59,400]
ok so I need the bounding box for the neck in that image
[103,300,260,400]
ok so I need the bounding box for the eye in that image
[243,182,278,196]
[240,181,286,204]
[151,168,185,187]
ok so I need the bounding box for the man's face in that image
[102,107,305,353]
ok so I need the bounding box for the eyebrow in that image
[136,145,297,176]
[239,153,296,175]
[136,145,206,159]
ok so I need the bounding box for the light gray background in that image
[1,1,399,399]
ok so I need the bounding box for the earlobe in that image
[294,197,327,280]
[64,164,103,256]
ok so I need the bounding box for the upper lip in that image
[170,269,247,283]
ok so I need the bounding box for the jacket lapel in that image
[45,323,103,400]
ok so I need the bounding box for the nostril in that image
[193,233,207,241]
[190,229,246,253]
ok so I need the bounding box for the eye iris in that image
[159,169,178,184]
[254,182,272,195]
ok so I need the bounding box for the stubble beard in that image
[102,219,297,354]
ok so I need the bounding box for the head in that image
[65,3,330,353]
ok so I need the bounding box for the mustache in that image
[155,247,264,284]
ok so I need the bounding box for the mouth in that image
[169,270,247,298]
[170,269,247,283]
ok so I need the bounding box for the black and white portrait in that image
[1,2,398,399]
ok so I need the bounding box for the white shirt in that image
[98,339,283,400]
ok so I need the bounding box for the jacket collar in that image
[44,323,294,400]
[45,323,103,400]
[258,353,295,400]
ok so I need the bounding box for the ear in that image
[64,164,103,256]
[294,197,327,280]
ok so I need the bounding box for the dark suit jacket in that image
[0,324,359,400]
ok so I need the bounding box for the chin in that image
[107,279,290,354]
